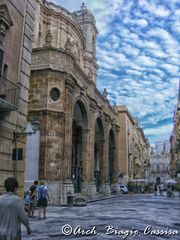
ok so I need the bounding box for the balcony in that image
[0,76,19,117]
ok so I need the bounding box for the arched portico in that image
[71,100,88,193]
[94,117,104,192]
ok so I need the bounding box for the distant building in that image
[155,140,170,155]
[149,140,171,183]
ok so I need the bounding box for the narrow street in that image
[22,194,180,240]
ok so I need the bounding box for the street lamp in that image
[13,118,40,142]
[13,118,40,178]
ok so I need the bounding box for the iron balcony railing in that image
[0,76,19,110]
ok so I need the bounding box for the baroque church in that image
[26,0,121,204]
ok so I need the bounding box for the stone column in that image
[61,77,75,204]
[63,77,75,180]
[81,128,91,194]
[115,125,121,193]
[99,138,111,195]
[84,104,96,198]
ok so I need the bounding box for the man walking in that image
[0,177,31,239]
[29,180,38,217]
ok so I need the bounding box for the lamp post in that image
[13,118,40,178]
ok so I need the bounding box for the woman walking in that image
[37,180,50,219]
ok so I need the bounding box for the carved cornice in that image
[0,4,13,44]
[89,98,97,111]
[65,74,76,94]
[41,1,86,49]
[29,109,65,118]
[104,112,111,124]
[115,124,120,133]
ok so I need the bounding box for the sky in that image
[51,0,180,145]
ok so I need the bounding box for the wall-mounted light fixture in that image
[13,118,40,142]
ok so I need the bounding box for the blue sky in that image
[51,0,179,144]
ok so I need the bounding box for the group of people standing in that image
[0,177,50,240]
[25,180,50,219]
[154,183,174,197]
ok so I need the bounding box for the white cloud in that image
[161,64,179,75]
[148,28,179,50]
[123,17,148,27]
[51,0,179,144]
[145,124,173,136]
[137,55,157,67]
[139,0,170,17]
[122,44,140,56]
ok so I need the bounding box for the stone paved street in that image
[22,194,180,240]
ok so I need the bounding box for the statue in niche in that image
[45,30,53,46]
[103,88,108,98]
[65,37,72,53]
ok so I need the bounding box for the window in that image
[0,49,4,77]
[50,87,60,102]
[3,64,8,78]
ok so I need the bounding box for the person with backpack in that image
[29,180,38,217]
[37,180,50,219]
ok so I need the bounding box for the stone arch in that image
[72,95,89,127]
[71,99,89,193]
[108,128,116,185]
[94,116,105,192]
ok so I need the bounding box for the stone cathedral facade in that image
[27,0,149,205]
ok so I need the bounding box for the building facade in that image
[26,0,122,205]
[170,81,180,178]
[114,106,150,184]
[0,0,35,196]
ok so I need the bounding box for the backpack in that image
[38,186,46,199]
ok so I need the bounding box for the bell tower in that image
[73,2,98,85]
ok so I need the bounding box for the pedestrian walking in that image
[0,177,31,240]
[159,184,163,196]
[167,184,171,198]
[29,180,38,217]
[171,185,175,198]
[37,180,50,219]
[154,184,157,196]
